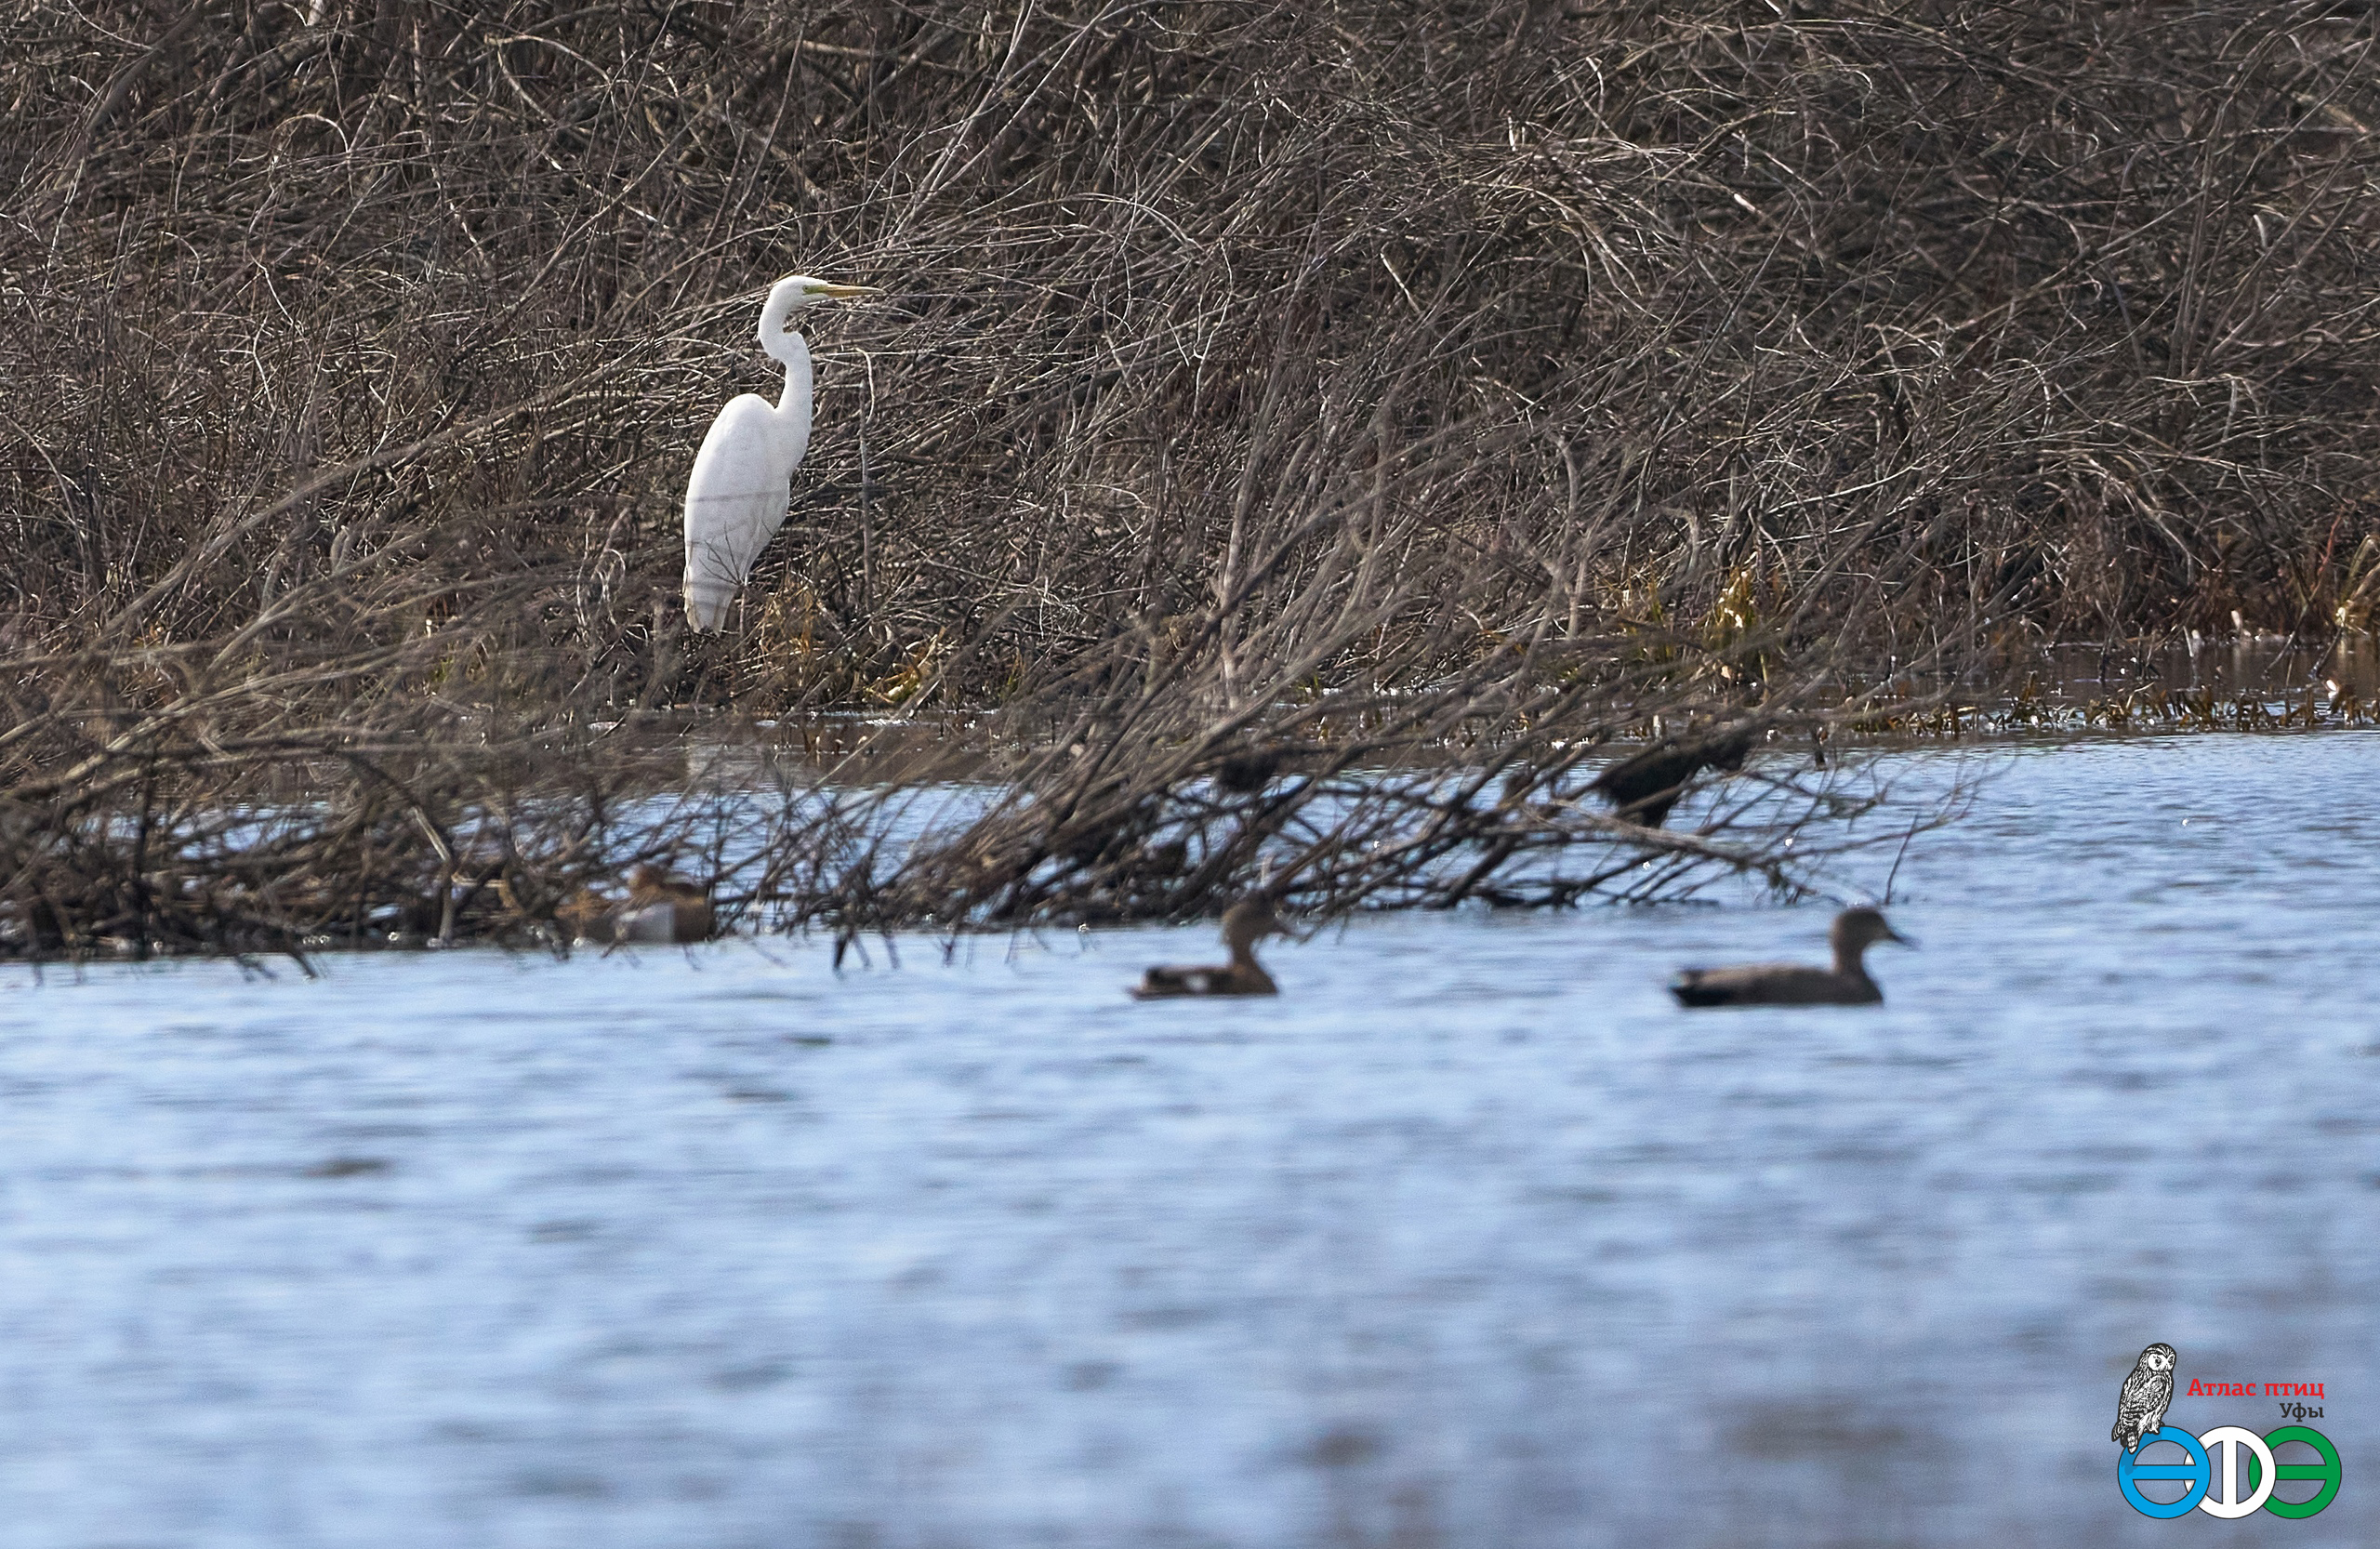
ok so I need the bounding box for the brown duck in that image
[562,866,715,947]
[1669,907,1910,1008]
[1131,898,1288,999]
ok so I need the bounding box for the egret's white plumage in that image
[682,274,872,632]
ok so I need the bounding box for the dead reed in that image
[5,2,2377,956]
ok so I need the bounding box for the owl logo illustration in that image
[2112,1343,2177,1452]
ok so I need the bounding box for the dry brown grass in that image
[5,1,2377,955]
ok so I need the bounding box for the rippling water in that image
[4,735,2373,1547]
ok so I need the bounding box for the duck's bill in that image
[1887,927,1918,947]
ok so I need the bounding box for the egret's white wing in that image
[682,393,795,631]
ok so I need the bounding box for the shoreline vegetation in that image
[7,2,2380,960]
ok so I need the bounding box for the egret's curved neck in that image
[771,331,813,412]
[762,328,813,466]
[756,285,815,411]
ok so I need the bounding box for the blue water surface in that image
[1,735,2373,1548]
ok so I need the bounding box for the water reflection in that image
[1,735,2373,1545]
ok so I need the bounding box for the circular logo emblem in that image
[2118,1424,2341,1518]
[2194,1427,2277,1519]
[2118,1427,2210,1518]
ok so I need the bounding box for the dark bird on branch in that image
[1215,748,1287,794]
[1588,725,1755,827]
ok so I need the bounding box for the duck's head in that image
[1831,907,1911,956]
[628,865,707,903]
[1221,896,1289,953]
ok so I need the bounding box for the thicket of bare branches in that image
[4,0,2377,955]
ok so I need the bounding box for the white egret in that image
[681,274,874,632]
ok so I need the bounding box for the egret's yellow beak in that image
[811,282,877,299]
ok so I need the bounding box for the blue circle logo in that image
[2118,1427,2211,1518]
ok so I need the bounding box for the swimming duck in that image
[1669,907,1910,1007]
[564,866,715,947]
[1131,897,1288,999]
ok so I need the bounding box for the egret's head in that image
[761,273,874,328]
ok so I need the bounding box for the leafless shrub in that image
[3,1,2373,954]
